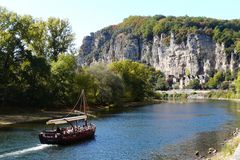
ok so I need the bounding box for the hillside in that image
[78,15,240,88]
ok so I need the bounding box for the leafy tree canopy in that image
[114,15,240,51]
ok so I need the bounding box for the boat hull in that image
[39,126,96,145]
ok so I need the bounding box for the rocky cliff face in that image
[78,28,239,88]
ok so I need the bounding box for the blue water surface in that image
[0,100,239,160]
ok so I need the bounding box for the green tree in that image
[235,72,240,96]
[206,77,218,89]
[236,41,240,54]
[225,70,233,81]
[206,71,224,89]
[25,20,47,56]
[20,56,51,106]
[0,7,77,108]
[82,64,124,105]
[155,77,168,90]
[50,54,77,105]
[110,60,154,101]
[47,18,75,61]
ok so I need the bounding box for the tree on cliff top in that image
[116,15,240,52]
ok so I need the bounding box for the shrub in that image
[187,79,201,89]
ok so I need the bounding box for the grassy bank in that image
[155,91,188,101]
[207,90,239,99]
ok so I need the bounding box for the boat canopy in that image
[46,115,87,125]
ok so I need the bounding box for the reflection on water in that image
[0,100,240,160]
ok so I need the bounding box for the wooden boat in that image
[39,90,96,145]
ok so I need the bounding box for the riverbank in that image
[210,129,240,160]
[0,111,69,126]
[158,89,240,160]
[1,89,235,126]
[157,89,240,102]
[157,89,211,100]
[0,100,163,127]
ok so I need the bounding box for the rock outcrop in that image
[78,28,239,88]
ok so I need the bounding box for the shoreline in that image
[209,129,240,160]
[1,93,240,126]
[0,100,163,127]
[2,89,239,126]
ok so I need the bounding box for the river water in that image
[0,100,240,160]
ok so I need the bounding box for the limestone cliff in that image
[78,27,239,88]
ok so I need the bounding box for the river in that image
[0,100,240,160]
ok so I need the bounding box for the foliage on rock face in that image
[115,15,240,52]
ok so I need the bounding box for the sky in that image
[0,0,239,47]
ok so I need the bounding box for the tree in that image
[19,56,51,106]
[82,64,124,105]
[155,77,168,90]
[206,77,218,89]
[236,41,240,54]
[47,18,75,61]
[25,20,47,56]
[110,60,154,101]
[0,7,77,108]
[225,70,233,81]
[235,72,240,95]
[206,71,224,89]
[50,54,77,105]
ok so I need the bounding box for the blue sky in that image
[0,0,239,47]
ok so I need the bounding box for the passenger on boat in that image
[57,126,61,133]
[83,120,88,127]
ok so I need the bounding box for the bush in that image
[187,79,201,89]
[206,71,224,89]
[220,81,230,90]
[172,83,179,89]
[154,92,168,100]
[155,77,169,90]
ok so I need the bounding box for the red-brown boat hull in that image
[39,126,96,145]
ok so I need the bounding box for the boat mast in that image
[83,90,86,115]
